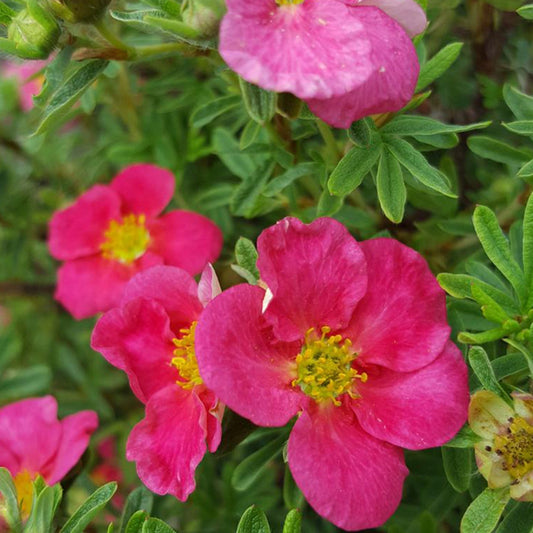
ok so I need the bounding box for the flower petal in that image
[257,217,367,342]
[197,264,222,307]
[354,341,469,449]
[122,266,203,332]
[220,0,376,99]
[345,238,450,372]
[48,186,121,261]
[288,404,408,531]
[306,7,419,129]
[195,284,302,427]
[197,388,224,453]
[469,390,514,440]
[110,164,175,218]
[55,256,139,319]
[46,410,98,484]
[91,298,177,404]
[341,0,427,37]
[148,211,223,276]
[126,386,208,501]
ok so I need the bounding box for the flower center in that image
[100,214,150,264]
[494,416,533,479]
[171,321,203,390]
[276,0,305,5]
[13,470,35,518]
[292,326,367,406]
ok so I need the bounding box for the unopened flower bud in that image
[59,0,111,23]
[181,0,226,38]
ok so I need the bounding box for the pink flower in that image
[91,265,224,500]
[48,164,223,319]
[195,217,469,531]
[2,60,48,111]
[219,0,426,128]
[0,396,97,517]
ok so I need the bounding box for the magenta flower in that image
[0,396,97,516]
[2,60,48,111]
[91,265,224,500]
[195,217,469,531]
[219,0,426,128]
[48,164,223,319]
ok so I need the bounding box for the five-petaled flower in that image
[195,217,469,531]
[91,264,224,500]
[219,0,426,128]
[469,390,533,501]
[0,396,98,518]
[48,164,223,319]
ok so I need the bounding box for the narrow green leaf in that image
[118,487,153,533]
[517,4,533,18]
[502,121,533,136]
[328,137,382,196]
[240,121,262,150]
[125,511,148,533]
[523,194,533,297]
[518,159,533,178]
[0,1,15,25]
[348,118,374,148]
[492,353,528,380]
[230,163,274,218]
[191,95,241,129]
[235,237,259,283]
[264,163,323,197]
[236,506,271,533]
[376,147,406,223]
[416,42,463,91]
[459,328,507,344]
[468,346,508,398]
[25,484,61,533]
[382,116,490,136]
[282,510,302,533]
[460,488,510,533]
[503,84,533,120]
[444,425,481,448]
[141,518,175,533]
[473,205,526,304]
[470,284,510,324]
[283,465,304,510]
[239,78,276,125]
[385,136,455,197]
[0,365,52,402]
[0,468,22,533]
[35,60,108,134]
[495,501,533,532]
[59,482,117,533]
[468,136,531,166]
[317,189,344,217]
[442,447,472,492]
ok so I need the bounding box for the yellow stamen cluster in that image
[494,417,533,479]
[13,469,34,518]
[171,321,203,390]
[100,214,150,264]
[276,0,305,5]
[292,326,367,406]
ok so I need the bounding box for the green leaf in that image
[442,447,472,492]
[460,488,510,533]
[232,433,287,491]
[495,502,533,532]
[141,518,175,533]
[59,482,117,533]
[503,84,533,120]
[118,487,153,533]
[517,4,533,18]
[0,1,15,25]
[263,163,323,197]
[381,116,491,136]
[0,365,52,402]
[282,510,302,533]
[348,118,374,148]
[385,136,455,197]
[376,147,406,223]
[0,468,22,533]
[468,346,508,398]
[467,136,531,166]
[444,425,481,448]
[125,511,149,533]
[317,190,344,217]
[502,121,533,136]
[459,328,508,344]
[473,205,526,305]
[235,237,259,284]
[230,163,275,218]
[416,42,463,91]
[328,137,382,196]
[492,353,528,380]
[470,284,510,324]
[239,78,276,125]
[35,60,108,135]
[25,484,61,533]
[283,465,304,510]
[236,506,271,533]
[191,95,241,129]
[523,193,533,298]
[518,159,533,178]
[240,121,262,150]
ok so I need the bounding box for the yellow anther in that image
[494,417,533,479]
[100,214,150,264]
[171,321,203,390]
[291,326,367,406]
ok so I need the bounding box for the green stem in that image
[131,41,194,60]
[316,119,340,168]
[94,20,134,54]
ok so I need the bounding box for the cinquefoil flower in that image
[195,217,468,531]
[219,0,426,128]
[48,164,223,319]
[91,265,224,500]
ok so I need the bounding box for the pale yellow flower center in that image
[171,321,203,390]
[292,326,367,406]
[13,470,35,519]
[494,417,533,479]
[100,214,150,264]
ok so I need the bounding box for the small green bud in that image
[59,0,111,23]
[7,6,60,59]
[181,0,226,38]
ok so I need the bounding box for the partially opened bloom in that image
[195,217,469,531]
[91,265,224,500]
[0,396,98,517]
[48,164,223,319]
[2,60,47,111]
[469,390,533,501]
[219,0,426,128]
